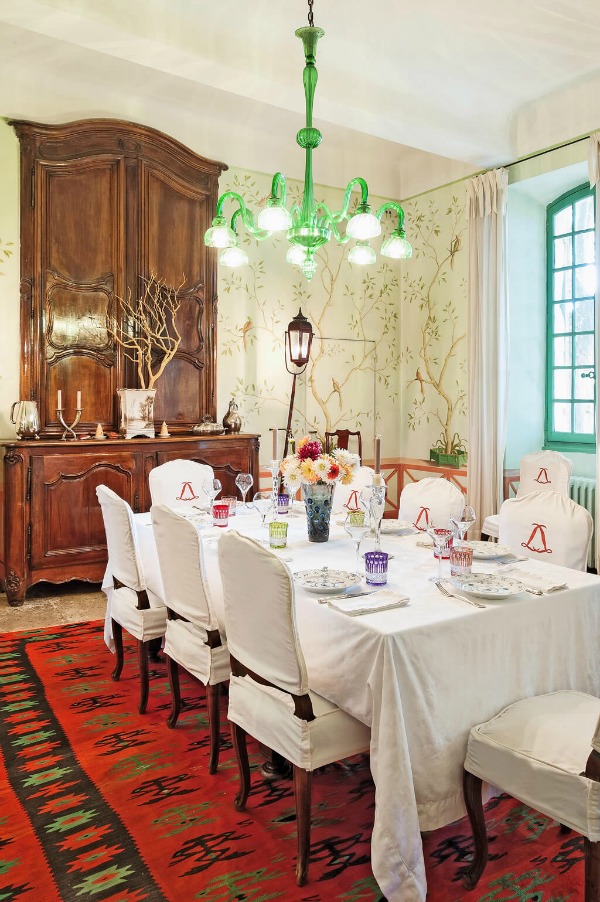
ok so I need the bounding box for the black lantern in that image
[283,309,313,458]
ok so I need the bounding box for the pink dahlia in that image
[297,440,322,462]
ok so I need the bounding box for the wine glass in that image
[426,520,453,582]
[235,472,253,513]
[344,508,372,572]
[253,491,275,541]
[203,478,222,509]
[449,504,477,547]
[360,484,386,552]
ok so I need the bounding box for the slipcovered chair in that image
[148,459,215,512]
[151,504,230,773]
[324,429,362,460]
[482,450,573,539]
[398,476,464,531]
[218,531,371,887]
[498,490,592,571]
[96,485,167,714]
[332,465,375,514]
[462,691,600,899]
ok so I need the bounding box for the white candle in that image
[57,389,62,410]
[374,434,381,474]
[272,425,278,460]
[76,390,82,410]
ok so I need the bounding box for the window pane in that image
[554,302,573,333]
[574,369,595,400]
[574,298,594,332]
[553,336,572,366]
[554,206,572,235]
[553,369,572,399]
[553,402,571,432]
[575,231,595,265]
[574,403,595,434]
[575,333,594,365]
[554,236,572,267]
[574,264,596,298]
[575,196,594,230]
[553,270,572,301]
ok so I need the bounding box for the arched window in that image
[546,184,596,448]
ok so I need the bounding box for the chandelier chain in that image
[307,0,314,27]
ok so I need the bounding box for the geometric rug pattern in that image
[0,621,587,901]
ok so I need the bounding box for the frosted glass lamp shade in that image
[220,244,249,268]
[204,217,236,248]
[257,203,292,232]
[286,245,308,265]
[381,232,413,259]
[348,241,376,265]
[346,211,381,240]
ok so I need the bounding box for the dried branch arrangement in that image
[109,274,184,389]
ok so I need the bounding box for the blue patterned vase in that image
[303,482,335,543]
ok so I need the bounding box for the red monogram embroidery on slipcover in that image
[344,490,360,512]
[176,481,199,502]
[414,506,431,531]
[521,522,553,555]
[534,467,551,485]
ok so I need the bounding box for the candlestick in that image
[272,425,278,460]
[374,434,381,474]
[57,389,62,410]
[57,406,82,440]
[76,390,82,409]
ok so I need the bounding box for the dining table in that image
[102,504,600,902]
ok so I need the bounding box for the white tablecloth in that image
[103,509,600,902]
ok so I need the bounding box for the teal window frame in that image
[545,183,596,452]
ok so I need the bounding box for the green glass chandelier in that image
[204,0,412,281]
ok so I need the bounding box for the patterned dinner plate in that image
[380,519,416,535]
[294,567,362,594]
[464,541,513,560]
[451,572,526,599]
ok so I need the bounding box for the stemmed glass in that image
[426,520,454,582]
[344,508,372,572]
[235,472,253,514]
[203,478,222,509]
[449,504,476,547]
[253,491,275,541]
[360,484,386,552]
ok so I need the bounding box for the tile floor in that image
[0,581,107,632]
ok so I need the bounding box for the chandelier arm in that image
[315,210,350,244]
[340,177,370,220]
[215,190,270,239]
[376,200,406,231]
[269,172,288,206]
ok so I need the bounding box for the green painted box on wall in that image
[429,449,468,468]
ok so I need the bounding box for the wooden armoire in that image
[1,120,260,605]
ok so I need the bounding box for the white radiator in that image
[569,477,596,570]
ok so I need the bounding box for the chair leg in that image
[293,765,312,887]
[206,683,221,775]
[137,639,150,715]
[585,838,600,902]
[231,721,250,810]
[462,769,488,890]
[166,656,181,729]
[111,619,124,680]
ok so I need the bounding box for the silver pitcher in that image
[11,400,40,439]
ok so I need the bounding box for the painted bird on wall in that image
[332,378,343,409]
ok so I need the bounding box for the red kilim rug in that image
[0,621,587,901]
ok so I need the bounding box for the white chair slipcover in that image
[148,459,215,512]
[498,490,592,571]
[151,504,230,772]
[331,466,375,513]
[462,690,600,894]
[398,476,464,531]
[218,530,370,887]
[96,485,167,713]
[482,450,573,539]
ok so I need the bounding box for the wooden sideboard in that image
[1,434,259,605]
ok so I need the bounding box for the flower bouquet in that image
[280,436,359,542]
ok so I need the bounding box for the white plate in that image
[452,572,526,599]
[465,540,513,560]
[380,519,415,535]
[294,567,362,594]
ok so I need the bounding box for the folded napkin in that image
[416,539,433,549]
[327,591,410,616]
[498,566,568,593]
[490,552,527,565]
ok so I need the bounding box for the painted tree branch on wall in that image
[403,194,467,454]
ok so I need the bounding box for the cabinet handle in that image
[133,492,140,513]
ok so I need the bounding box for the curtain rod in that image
[401,129,594,205]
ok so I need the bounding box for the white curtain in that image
[466,169,509,538]
[588,133,600,568]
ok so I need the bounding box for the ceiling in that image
[1,0,600,196]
